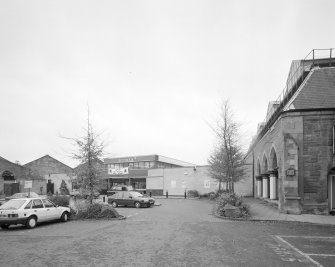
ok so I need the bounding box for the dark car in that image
[108,191,154,208]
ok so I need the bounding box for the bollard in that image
[184,191,186,199]
[166,191,168,198]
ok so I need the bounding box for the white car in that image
[0,197,70,229]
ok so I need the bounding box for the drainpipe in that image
[252,152,255,198]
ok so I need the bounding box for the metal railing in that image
[254,48,335,144]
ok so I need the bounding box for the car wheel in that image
[134,202,141,209]
[111,201,118,208]
[26,216,37,229]
[0,224,10,229]
[60,212,69,222]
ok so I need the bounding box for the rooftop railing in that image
[253,48,335,146]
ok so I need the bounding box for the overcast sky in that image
[1,0,335,167]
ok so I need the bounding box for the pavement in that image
[244,197,335,225]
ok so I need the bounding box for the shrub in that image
[208,189,230,200]
[74,202,120,219]
[214,192,249,218]
[187,190,199,197]
[48,195,70,207]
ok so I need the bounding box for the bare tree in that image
[208,100,245,193]
[67,109,106,203]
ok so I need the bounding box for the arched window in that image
[257,160,261,175]
[269,147,278,170]
[262,154,268,173]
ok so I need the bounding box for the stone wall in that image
[246,109,335,214]
[302,110,335,213]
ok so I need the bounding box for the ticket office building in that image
[104,155,194,194]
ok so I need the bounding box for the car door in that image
[31,199,47,222]
[123,192,134,206]
[42,199,60,220]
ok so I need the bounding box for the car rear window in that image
[0,199,27,210]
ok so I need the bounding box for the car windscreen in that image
[0,199,27,210]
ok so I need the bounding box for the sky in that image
[1,0,335,168]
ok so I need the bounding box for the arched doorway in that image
[269,147,279,200]
[256,160,262,197]
[328,167,335,213]
[261,154,269,198]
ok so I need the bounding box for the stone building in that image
[0,156,45,196]
[24,155,74,195]
[244,49,335,214]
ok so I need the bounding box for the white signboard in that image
[204,180,210,189]
[108,167,129,175]
[24,180,33,189]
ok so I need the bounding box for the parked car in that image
[108,191,154,208]
[0,197,70,229]
[0,192,40,206]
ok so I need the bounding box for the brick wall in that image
[24,155,73,177]
[0,157,44,196]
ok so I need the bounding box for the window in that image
[139,162,145,169]
[42,199,55,208]
[24,200,32,209]
[158,162,165,168]
[144,161,150,168]
[32,199,44,209]
[133,162,139,169]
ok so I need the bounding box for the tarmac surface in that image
[0,198,335,267]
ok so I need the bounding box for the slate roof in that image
[293,67,335,109]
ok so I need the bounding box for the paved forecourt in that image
[1,198,335,266]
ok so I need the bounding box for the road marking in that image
[308,254,335,257]
[279,236,335,239]
[274,236,324,267]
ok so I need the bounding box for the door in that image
[122,192,134,206]
[329,175,335,211]
[42,199,60,220]
[47,180,54,194]
[31,199,47,222]
[3,183,20,196]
